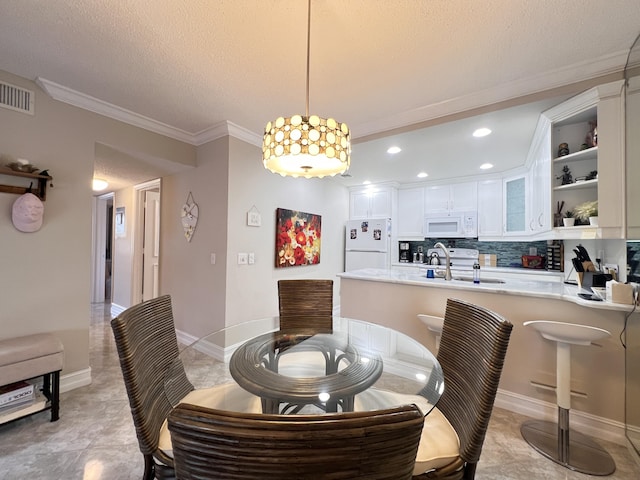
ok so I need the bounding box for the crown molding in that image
[353,50,628,139]
[35,49,628,148]
[35,77,197,144]
[193,121,262,147]
[36,77,263,147]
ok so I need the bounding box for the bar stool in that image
[417,314,444,352]
[520,320,616,476]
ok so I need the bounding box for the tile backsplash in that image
[408,238,553,268]
[628,241,640,282]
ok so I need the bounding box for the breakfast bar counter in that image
[338,268,638,444]
[339,267,636,312]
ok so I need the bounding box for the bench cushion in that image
[0,333,64,386]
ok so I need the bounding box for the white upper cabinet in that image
[477,179,503,237]
[349,186,394,219]
[527,116,552,234]
[397,187,425,238]
[424,182,477,215]
[503,174,527,235]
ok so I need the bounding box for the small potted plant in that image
[573,200,598,226]
[563,210,575,227]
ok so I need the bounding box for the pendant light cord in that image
[305,0,311,117]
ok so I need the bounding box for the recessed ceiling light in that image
[417,172,428,178]
[92,178,108,191]
[387,146,402,154]
[473,128,492,138]
[363,180,371,185]
[480,163,494,170]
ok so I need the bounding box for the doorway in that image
[133,179,161,304]
[92,193,114,304]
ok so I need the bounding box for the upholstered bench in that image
[0,333,64,422]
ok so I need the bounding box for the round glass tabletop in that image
[166,316,443,416]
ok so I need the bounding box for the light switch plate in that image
[248,253,255,264]
[238,253,248,265]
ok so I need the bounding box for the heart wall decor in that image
[181,192,199,242]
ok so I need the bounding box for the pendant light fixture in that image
[262,0,350,178]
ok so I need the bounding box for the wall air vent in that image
[0,81,34,115]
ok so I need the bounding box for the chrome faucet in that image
[434,242,452,280]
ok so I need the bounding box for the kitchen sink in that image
[452,276,505,284]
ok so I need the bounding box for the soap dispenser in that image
[473,262,481,284]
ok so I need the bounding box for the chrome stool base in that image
[521,418,616,476]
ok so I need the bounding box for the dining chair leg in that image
[143,455,155,480]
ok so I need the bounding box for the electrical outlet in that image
[238,253,248,265]
[248,253,255,264]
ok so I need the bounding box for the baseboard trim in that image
[110,303,126,317]
[495,388,626,446]
[60,367,92,393]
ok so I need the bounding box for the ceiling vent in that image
[0,81,34,115]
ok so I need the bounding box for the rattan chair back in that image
[168,403,424,479]
[111,294,193,480]
[278,279,333,331]
[419,298,512,479]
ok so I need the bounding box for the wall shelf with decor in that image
[553,178,598,191]
[543,79,625,239]
[0,166,53,201]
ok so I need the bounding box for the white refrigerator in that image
[345,218,391,271]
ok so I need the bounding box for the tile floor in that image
[0,303,639,479]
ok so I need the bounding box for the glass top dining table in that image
[167,316,444,416]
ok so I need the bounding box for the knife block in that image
[577,272,611,289]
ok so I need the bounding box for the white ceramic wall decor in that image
[181,192,198,242]
[12,192,44,232]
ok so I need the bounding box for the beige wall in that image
[0,70,195,378]
[160,135,350,340]
[161,137,230,338]
[224,136,349,326]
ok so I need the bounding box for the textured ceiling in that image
[1,1,639,191]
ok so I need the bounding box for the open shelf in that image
[553,178,598,191]
[0,166,53,200]
[553,146,598,164]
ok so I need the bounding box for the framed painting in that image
[275,208,321,268]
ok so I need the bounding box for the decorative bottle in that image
[473,262,481,284]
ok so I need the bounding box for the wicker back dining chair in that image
[277,279,333,331]
[412,298,513,480]
[168,402,424,480]
[111,295,192,480]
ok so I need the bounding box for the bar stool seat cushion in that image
[523,320,610,346]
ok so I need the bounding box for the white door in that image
[142,190,160,301]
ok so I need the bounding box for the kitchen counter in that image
[340,267,636,312]
[338,268,637,443]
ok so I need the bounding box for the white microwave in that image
[424,211,478,238]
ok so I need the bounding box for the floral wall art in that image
[275,208,321,268]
